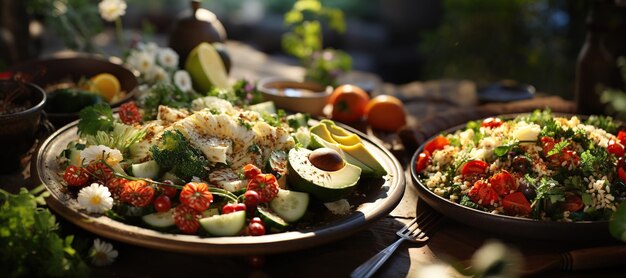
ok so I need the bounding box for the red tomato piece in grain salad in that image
[416,110,626,221]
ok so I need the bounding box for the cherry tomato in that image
[106,177,128,199]
[424,135,450,154]
[243,164,262,179]
[558,150,580,168]
[244,190,261,208]
[247,221,266,236]
[120,180,155,207]
[489,171,517,196]
[153,195,172,213]
[247,174,279,203]
[618,157,626,184]
[329,85,370,123]
[618,131,626,146]
[0,71,13,80]
[561,193,583,212]
[63,165,90,187]
[541,137,556,156]
[467,180,499,207]
[222,203,246,214]
[119,101,142,125]
[85,162,114,183]
[159,182,178,198]
[607,140,625,158]
[461,160,489,177]
[414,152,431,173]
[249,217,263,225]
[502,192,531,216]
[179,182,214,212]
[174,205,200,234]
[481,117,503,128]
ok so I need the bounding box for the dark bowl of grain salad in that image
[411,110,625,240]
[0,78,47,173]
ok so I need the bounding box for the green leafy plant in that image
[282,0,352,87]
[0,186,89,277]
[28,0,103,52]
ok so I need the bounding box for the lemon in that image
[185,42,229,92]
[89,73,121,102]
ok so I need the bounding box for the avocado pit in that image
[308,148,344,171]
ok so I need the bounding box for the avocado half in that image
[287,148,361,202]
[309,122,387,178]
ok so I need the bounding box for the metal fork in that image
[350,210,440,278]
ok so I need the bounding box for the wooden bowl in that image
[9,55,138,127]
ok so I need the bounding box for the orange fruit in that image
[329,84,370,123]
[89,73,121,102]
[365,95,407,132]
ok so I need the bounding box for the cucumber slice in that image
[131,160,160,179]
[142,209,175,228]
[269,189,309,222]
[257,205,289,230]
[201,208,220,218]
[293,127,311,148]
[286,113,309,129]
[267,150,288,178]
[248,101,276,114]
[63,142,85,166]
[199,210,246,236]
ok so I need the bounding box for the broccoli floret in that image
[150,130,209,181]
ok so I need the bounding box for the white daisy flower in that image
[173,70,192,92]
[127,51,155,75]
[89,238,118,266]
[157,48,179,69]
[98,0,127,22]
[77,183,114,214]
[146,66,170,84]
[137,42,159,58]
[81,145,123,165]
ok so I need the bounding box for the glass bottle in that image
[574,0,622,115]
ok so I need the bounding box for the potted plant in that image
[281,0,352,87]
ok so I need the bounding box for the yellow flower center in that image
[90,195,102,205]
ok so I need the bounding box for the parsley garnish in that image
[494,141,519,157]
[248,144,261,154]
[237,118,252,130]
[547,141,569,157]
[585,115,619,134]
[77,103,114,136]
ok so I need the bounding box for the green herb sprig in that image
[0,186,89,277]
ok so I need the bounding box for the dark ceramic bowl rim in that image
[258,77,332,99]
[9,54,139,109]
[409,113,613,239]
[0,80,46,120]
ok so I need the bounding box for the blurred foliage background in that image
[2,0,591,98]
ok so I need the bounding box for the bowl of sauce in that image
[258,77,332,115]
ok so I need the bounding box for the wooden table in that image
[3,41,626,277]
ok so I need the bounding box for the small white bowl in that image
[257,77,332,115]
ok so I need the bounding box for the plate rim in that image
[35,119,405,255]
[409,112,613,240]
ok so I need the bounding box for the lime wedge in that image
[185,42,230,92]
